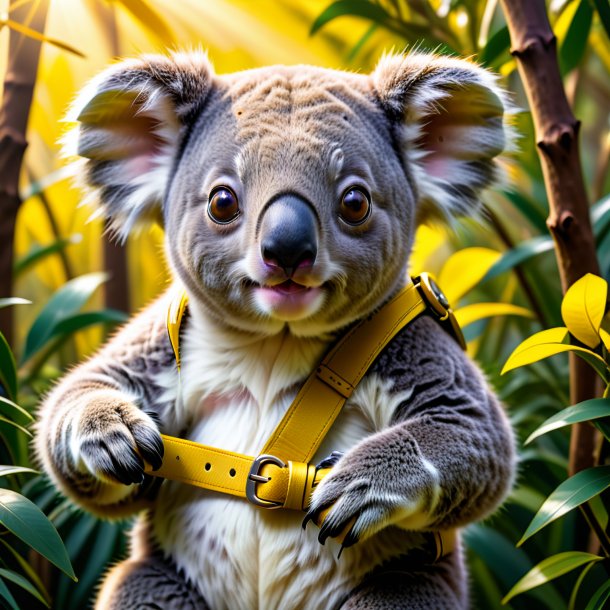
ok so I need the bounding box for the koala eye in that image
[339,187,371,225]
[208,186,240,224]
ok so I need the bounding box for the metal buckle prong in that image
[246,454,286,508]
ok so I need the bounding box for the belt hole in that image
[204,463,211,471]
[229,468,236,477]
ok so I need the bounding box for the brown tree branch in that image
[0,0,49,346]
[499,0,603,548]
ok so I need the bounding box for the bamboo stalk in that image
[499,0,603,550]
[0,0,50,346]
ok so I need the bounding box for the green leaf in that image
[22,272,108,363]
[561,274,607,348]
[0,414,31,437]
[559,0,594,75]
[0,489,76,580]
[585,578,610,610]
[464,524,565,609]
[519,466,610,545]
[569,559,598,610]
[484,236,554,282]
[0,333,17,400]
[311,0,392,35]
[53,309,128,337]
[0,466,38,477]
[480,26,510,67]
[0,577,19,610]
[0,540,50,606]
[347,23,377,62]
[502,327,608,380]
[0,569,49,607]
[592,193,610,238]
[14,235,81,277]
[501,189,549,234]
[0,396,33,423]
[502,552,602,604]
[593,0,610,41]
[0,298,31,309]
[525,399,610,444]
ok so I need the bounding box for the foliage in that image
[0,0,608,608]
[500,274,610,606]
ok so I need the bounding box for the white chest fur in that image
[152,309,412,610]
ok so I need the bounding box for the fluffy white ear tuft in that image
[63,51,214,241]
[372,52,515,221]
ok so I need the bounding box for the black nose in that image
[260,194,318,277]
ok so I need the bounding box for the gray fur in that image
[37,51,516,609]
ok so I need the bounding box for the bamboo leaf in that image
[502,327,609,380]
[561,273,607,348]
[0,298,31,309]
[480,25,510,66]
[3,19,85,57]
[0,489,76,580]
[22,272,108,363]
[455,303,533,328]
[0,540,50,606]
[0,569,49,607]
[0,415,31,437]
[591,193,610,238]
[0,397,33,423]
[518,466,610,545]
[14,235,81,278]
[52,309,128,337]
[113,0,175,44]
[502,552,602,605]
[525,399,610,445]
[0,466,38,477]
[484,236,554,282]
[438,247,501,304]
[0,578,19,610]
[310,0,392,35]
[585,578,610,610]
[559,0,593,75]
[0,333,17,401]
[593,0,610,41]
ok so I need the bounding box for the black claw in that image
[316,451,344,471]
[341,524,360,549]
[302,512,314,530]
[133,426,164,471]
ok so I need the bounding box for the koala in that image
[36,51,516,610]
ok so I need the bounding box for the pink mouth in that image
[254,280,324,319]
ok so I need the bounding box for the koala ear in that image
[64,52,214,241]
[372,53,513,220]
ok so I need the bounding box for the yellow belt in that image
[145,274,463,559]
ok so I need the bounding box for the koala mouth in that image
[248,279,325,321]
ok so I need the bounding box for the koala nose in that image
[260,194,318,277]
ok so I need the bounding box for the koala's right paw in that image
[72,394,164,486]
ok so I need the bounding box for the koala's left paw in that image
[304,433,440,548]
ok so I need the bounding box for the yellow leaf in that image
[600,327,610,352]
[502,327,608,377]
[561,274,608,348]
[455,303,533,328]
[437,248,501,305]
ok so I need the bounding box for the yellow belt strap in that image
[146,274,462,557]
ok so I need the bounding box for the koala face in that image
[67,53,509,336]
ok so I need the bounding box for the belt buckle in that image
[246,454,286,508]
[415,273,466,350]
